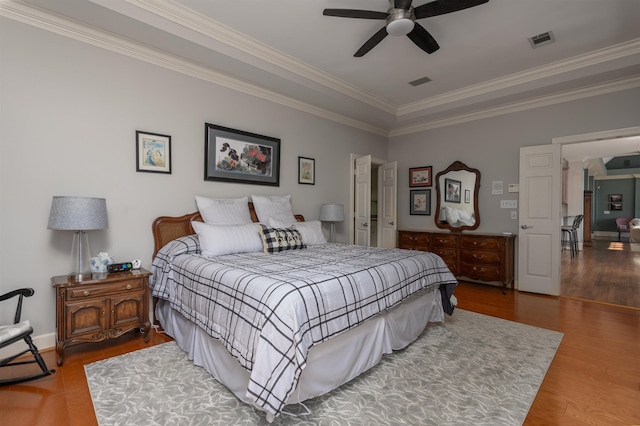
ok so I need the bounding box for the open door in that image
[518,144,561,295]
[354,155,371,246]
[380,161,397,248]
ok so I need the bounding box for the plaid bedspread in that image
[150,236,457,419]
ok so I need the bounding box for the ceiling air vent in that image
[409,76,432,87]
[528,31,555,48]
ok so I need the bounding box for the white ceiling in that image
[14,0,640,137]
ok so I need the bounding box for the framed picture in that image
[204,123,280,186]
[136,131,171,174]
[409,166,432,187]
[410,189,431,215]
[465,189,470,203]
[298,156,315,185]
[609,194,622,202]
[444,178,462,203]
[610,203,623,211]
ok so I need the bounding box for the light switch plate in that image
[508,184,519,193]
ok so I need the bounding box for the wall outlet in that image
[508,184,519,193]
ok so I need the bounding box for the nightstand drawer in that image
[66,279,144,300]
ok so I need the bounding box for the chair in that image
[561,214,583,258]
[0,288,55,386]
[615,217,633,241]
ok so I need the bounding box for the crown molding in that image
[398,38,640,117]
[126,0,398,115]
[389,75,640,137]
[2,1,638,139]
[0,0,388,136]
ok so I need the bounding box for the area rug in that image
[85,309,562,425]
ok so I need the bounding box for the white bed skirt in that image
[156,287,445,417]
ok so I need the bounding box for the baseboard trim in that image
[0,332,56,359]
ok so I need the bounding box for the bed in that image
[149,200,458,422]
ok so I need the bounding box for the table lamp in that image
[47,196,108,280]
[319,204,344,243]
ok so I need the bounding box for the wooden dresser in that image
[398,230,515,294]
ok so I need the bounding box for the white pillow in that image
[445,206,460,224]
[195,195,253,225]
[268,218,327,245]
[191,221,263,256]
[251,194,297,224]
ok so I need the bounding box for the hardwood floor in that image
[1,283,639,425]
[562,238,640,309]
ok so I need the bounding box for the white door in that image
[518,144,562,295]
[354,155,371,246]
[380,161,397,248]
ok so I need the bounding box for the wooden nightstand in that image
[51,268,151,366]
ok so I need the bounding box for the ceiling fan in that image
[323,0,489,57]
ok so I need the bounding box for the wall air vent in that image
[409,76,432,87]
[528,31,555,48]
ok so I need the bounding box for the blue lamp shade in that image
[319,204,344,243]
[48,196,108,280]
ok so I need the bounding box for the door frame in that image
[349,153,387,245]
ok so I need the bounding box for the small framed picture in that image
[444,178,461,203]
[410,189,431,215]
[409,166,432,187]
[298,156,315,185]
[465,189,470,203]
[136,131,171,174]
[609,194,622,202]
[610,203,623,211]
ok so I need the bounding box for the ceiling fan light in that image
[387,18,414,36]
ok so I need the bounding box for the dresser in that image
[51,269,151,366]
[398,230,515,294]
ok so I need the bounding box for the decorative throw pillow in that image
[192,221,263,256]
[251,194,297,224]
[267,218,327,245]
[257,224,306,253]
[195,195,253,225]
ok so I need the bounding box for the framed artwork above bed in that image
[204,123,280,186]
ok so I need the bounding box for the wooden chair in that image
[0,288,55,386]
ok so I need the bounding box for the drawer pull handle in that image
[473,267,486,272]
[83,290,90,297]
[126,284,132,290]
[473,242,487,246]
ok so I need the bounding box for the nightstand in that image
[51,268,151,366]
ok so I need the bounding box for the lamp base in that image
[70,230,92,280]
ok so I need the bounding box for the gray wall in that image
[0,19,387,336]
[389,89,640,235]
[593,178,637,231]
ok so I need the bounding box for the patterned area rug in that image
[85,309,562,425]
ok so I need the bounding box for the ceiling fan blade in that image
[323,9,388,19]
[354,27,389,57]
[394,0,413,10]
[414,0,489,19]
[406,23,440,54]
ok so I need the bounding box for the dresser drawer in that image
[460,237,503,251]
[66,279,144,300]
[460,263,502,282]
[460,250,502,266]
[432,234,458,249]
[398,231,430,250]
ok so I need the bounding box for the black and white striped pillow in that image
[257,224,306,253]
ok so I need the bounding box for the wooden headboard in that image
[151,201,304,258]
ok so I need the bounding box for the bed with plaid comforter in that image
[150,235,457,419]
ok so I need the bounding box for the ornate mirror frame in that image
[435,161,481,232]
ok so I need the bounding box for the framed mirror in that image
[435,161,481,231]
